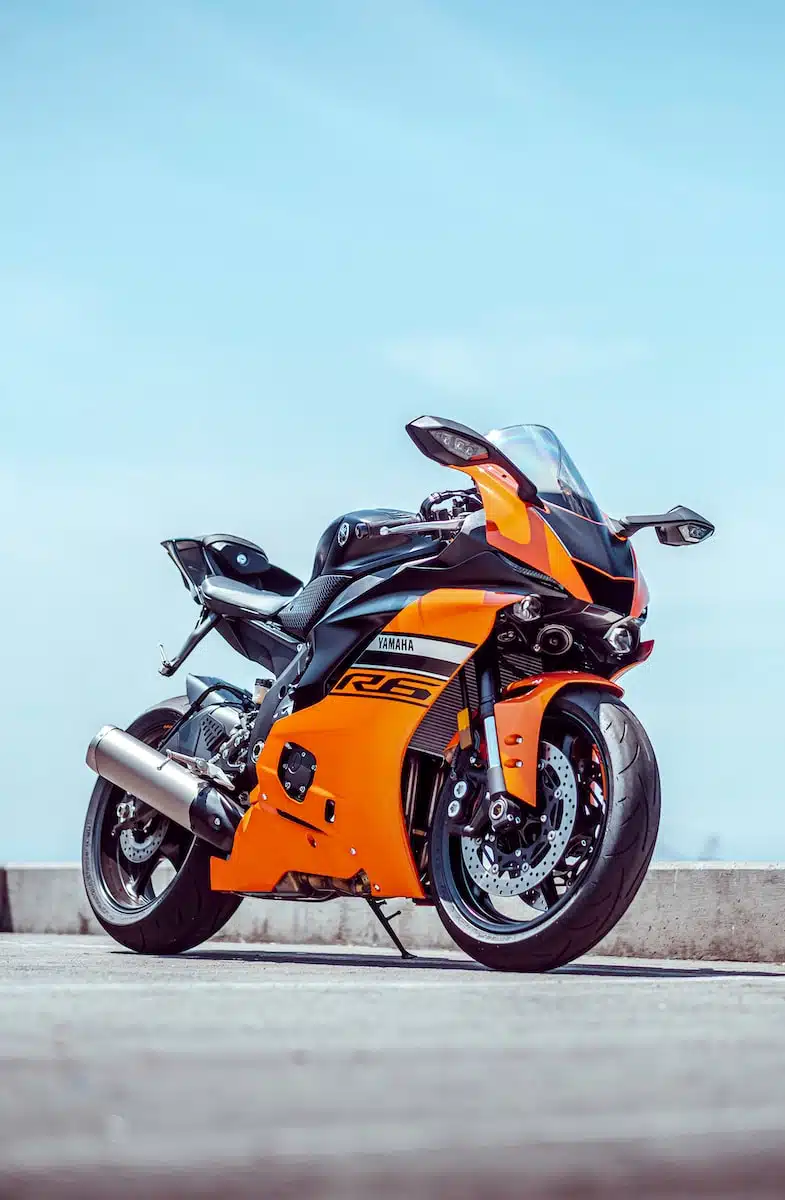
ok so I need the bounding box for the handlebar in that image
[353,516,415,540]
[419,488,483,521]
[353,513,462,541]
[351,490,480,544]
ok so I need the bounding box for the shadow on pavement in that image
[178,947,488,971]
[165,946,783,979]
[559,961,783,980]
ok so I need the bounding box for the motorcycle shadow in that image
[179,947,485,971]
[171,947,782,979]
[560,961,782,979]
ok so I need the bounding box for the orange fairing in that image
[630,545,649,619]
[211,588,522,900]
[611,638,654,681]
[459,463,592,602]
[494,673,624,808]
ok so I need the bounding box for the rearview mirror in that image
[615,505,714,546]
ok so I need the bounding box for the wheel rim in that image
[439,709,610,936]
[91,719,196,913]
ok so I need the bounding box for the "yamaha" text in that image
[376,635,415,653]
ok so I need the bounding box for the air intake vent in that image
[499,652,543,686]
[409,653,544,759]
[409,669,478,757]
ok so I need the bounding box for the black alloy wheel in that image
[428,687,660,971]
[82,699,241,953]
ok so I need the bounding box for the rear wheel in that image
[82,699,242,954]
[429,687,660,971]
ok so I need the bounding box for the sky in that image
[2,0,784,862]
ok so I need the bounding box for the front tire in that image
[82,699,242,954]
[429,687,660,971]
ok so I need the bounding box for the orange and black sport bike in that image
[83,417,713,970]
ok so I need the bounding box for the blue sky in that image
[2,0,783,862]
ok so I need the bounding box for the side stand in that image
[366,899,416,960]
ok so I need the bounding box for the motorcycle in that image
[83,416,713,970]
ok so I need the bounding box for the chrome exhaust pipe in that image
[86,725,243,853]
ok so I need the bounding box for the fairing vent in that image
[573,561,634,614]
[501,557,566,591]
[499,651,544,685]
[201,715,227,754]
[409,652,542,757]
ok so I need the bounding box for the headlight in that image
[604,619,638,656]
[512,595,543,623]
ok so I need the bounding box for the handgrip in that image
[380,519,462,537]
[354,516,416,540]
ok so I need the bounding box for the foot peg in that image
[165,750,235,792]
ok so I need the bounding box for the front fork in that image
[450,649,530,839]
[447,662,626,839]
[476,645,506,800]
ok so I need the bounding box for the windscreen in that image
[485,423,635,603]
[486,425,603,522]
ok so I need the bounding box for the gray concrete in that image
[4,861,785,961]
[1,936,785,1198]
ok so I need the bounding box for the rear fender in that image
[185,674,245,707]
[492,673,623,809]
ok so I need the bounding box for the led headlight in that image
[512,595,543,623]
[604,619,638,656]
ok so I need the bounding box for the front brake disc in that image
[460,741,578,896]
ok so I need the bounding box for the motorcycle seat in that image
[201,575,291,621]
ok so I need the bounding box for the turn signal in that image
[431,429,487,461]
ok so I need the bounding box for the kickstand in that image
[367,899,416,960]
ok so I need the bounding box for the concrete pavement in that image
[1,935,785,1198]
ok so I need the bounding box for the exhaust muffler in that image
[86,725,243,853]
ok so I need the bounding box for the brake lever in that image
[380,519,462,537]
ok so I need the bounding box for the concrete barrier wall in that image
[2,862,784,961]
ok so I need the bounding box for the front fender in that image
[495,673,624,808]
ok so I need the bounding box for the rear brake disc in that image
[120,818,168,864]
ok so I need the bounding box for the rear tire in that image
[82,699,242,954]
[429,687,660,971]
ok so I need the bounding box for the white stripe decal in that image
[353,664,450,681]
[362,634,470,665]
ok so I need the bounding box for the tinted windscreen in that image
[486,424,634,592]
[486,425,602,522]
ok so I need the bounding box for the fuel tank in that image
[311,509,436,578]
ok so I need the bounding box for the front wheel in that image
[429,687,660,972]
[82,699,242,954]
